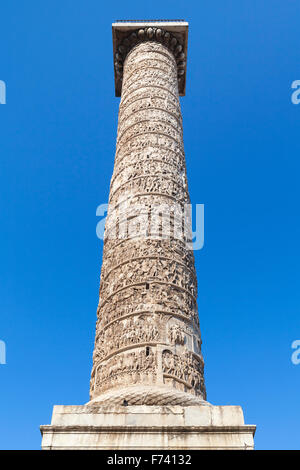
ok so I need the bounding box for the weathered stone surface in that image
[89,39,206,405]
[41,404,256,450]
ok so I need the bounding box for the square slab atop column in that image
[112,21,189,97]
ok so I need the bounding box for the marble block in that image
[40,403,256,450]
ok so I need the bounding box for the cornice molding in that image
[112,22,188,96]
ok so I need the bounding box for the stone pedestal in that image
[40,403,255,450]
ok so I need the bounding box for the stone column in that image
[89,29,206,406]
[40,22,256,450]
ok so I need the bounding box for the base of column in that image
[40,403,256,450]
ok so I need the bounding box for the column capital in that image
[112,20,189,97]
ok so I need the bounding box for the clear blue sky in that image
[1,1,299,450]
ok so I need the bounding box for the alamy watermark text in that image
[0,80,6,104]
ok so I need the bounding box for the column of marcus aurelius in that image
[89,22,206,406]
[40,21,256,450]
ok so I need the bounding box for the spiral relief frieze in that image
[90,38,206,404]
